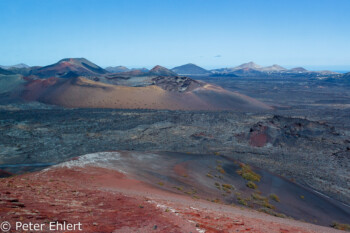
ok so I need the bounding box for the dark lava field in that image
[0,76,349,213]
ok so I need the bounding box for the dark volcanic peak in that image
[171,63,210,75]
[105,66,130,73]
[149,65,178,76]
[29,58,107,78]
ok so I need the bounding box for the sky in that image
[0,0,350,71]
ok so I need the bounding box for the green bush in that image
[269,193,280,202]
[331,222,350,231]
[237,163,261,182]
[246,181,258,189]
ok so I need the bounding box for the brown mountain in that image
[148,65,178,76]
[29,58,107,78]
[19,76,271,111]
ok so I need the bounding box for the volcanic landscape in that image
[0,59,350,232]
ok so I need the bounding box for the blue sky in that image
[0,0,349,71]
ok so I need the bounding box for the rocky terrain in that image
[0,106,349,208]
[0,58,349,231]
[0,152,347,232]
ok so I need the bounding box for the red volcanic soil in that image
[0,166,340,233]
[249,125,269,147]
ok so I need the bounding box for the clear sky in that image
[0,0,349,71]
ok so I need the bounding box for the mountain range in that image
[209,62,339,77]
[2,59,343,78]
[0,58,272,111]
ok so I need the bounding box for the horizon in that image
[1,58,349,73]
[1,0,350,71]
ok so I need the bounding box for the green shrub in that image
[222,184,233,189]
[269,194,280,202]
[246,181,258,189]
[258,208,286,218]
[331,222,350,231]
[237,197,248,206]
[237,163,261,182]
[252,193,267,201]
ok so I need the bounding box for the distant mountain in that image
[131,68,149,72]
[0,67,15,75]
[149,65,178,76]
[0,74,26,94]
[171,63,210,75]
[234,61,262,70]
[210,62,340,78]
[105,66,130,73]
[289,67,308,73]
[261,64,287,72]
[0,63,30,69]
[29,58,107,78]
[211,62,262,75]
[230,68,266,77]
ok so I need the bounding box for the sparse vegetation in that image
[331,222,350,231]
[216,165,226,174]
[173,186,183,191]
[246,181,257,189]
[252,193,267,201]
[269,193,280,202]
[300,195,305,199]
[206,173,214,178]
[157,182,164,186]
[258,208,286,218]
[237,163,261,182]
[237,197,248,206]
[262,201,275,209]
[222,184,233,190]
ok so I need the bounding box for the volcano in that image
[29,58,108,79]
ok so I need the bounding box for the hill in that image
[0,74,26,94]
[148,65,178,76]
[171,63,210,75]
[19,76,271,111]
[0,67,15,75]
[29,58,107,79]
[105,66,129,73]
